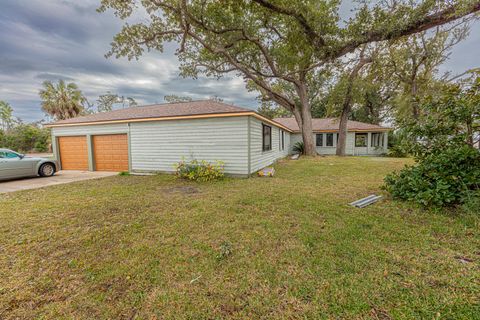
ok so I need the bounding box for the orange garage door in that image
[93,134,129,172]
[58,136,89,170]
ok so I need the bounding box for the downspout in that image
[86,134,94,171]
[127,122,132,172]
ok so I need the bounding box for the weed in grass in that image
[216,241,233,261]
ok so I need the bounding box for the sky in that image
[0,0,479,123]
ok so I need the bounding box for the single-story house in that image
[274,117,389,156]
[47,100,389,176]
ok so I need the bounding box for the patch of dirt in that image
[163,186,200,195]
[454,256,474,264]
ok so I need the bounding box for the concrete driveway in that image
[0,171,118,193]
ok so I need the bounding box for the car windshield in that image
[0,151,20,159]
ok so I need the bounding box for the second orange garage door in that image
[93,134,129,172]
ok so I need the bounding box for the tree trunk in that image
[336,103,351,156]
[292,104,315,156]
[336,52,372,156]
[301,108,315,156]
[411,78,419,119]
[466,120,474,146]
[295,82,316,156]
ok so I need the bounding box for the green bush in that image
[175,159,225,182]
[384,145,480,207]
[0,124,50,152]
[292,141,304,154]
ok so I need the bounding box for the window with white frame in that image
[355,133,368,147]
[262,124,272,151]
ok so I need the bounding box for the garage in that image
[48,100,297,176]
[58,136,89,170]
[92,134,129,172]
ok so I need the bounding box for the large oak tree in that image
[100,0,480,155]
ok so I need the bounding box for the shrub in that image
[0,124,50,152]
[292,141,304,154]
[386,145,408,158]
[384,145,480,207]
[175,159,225,182]
[385,131,408,157]
[384,75,480,208]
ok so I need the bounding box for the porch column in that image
[383,132,388,151]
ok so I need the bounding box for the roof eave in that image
[46,111,294,133]
[286,128,392,133]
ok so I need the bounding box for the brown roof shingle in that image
[273,117,390,132]
[50,100,252,125]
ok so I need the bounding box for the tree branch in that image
[251,0,325,47]
[332,2,480,59]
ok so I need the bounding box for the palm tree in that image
[39,80,86,120]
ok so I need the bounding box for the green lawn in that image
[0,157,479,319]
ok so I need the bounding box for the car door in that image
[0,151,36,179]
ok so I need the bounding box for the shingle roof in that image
[50,100,252,125]
[273,117,390,132]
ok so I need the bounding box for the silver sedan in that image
[0,149,57,181]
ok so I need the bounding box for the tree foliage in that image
[0,122,50,153]
[164,95,193,103]
[386,24,471,122]
[39,80,86,120]
[0,101,14,131]
[257,101,291,119]
[384,75,480,208]
[99,0,480,155]
[96,92,137,112]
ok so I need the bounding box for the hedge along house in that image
[47,100,292,177]
[273,117,390,156]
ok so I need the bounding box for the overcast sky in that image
[1,0,479,123]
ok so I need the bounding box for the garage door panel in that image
[58,136,88,171]
[93,134,129,172]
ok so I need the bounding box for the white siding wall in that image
[52,123,128,136]
[249,117,290,173]
[129,117,249,175]
[52,116,296,176]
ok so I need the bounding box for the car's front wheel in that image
[39,163,56,177]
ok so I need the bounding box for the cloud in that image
[0,0,257,122]
[0,0,478,122]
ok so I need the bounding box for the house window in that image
[316,134,323,147]
[371,133,383,147]
[281,131,285,150]
[326,133,334,147]
[355,133,368,147]
[262,124,272,151]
